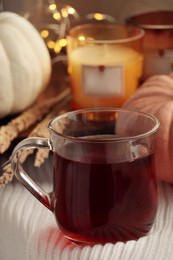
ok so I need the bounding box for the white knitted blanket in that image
[0,157,173,260]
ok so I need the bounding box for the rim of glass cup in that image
[68,23,145,44]
[48,108,160,143]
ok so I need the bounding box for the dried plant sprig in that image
[33,111,56,167]
[0,88,70,154]
[0,94,71,188]
[19,113,51,164]
[0,162,13,188]
[0,107,55,188]
[20,96,70,166]
[19,112,51,165]
[34,108,68,167]
[34,150,50,167]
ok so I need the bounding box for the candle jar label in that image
[82,64,124,97]
[143,50,173,79]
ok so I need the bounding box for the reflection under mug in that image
[67,23,145,109]
[11,108,160,245]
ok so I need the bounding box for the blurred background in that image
[1,0,173,22]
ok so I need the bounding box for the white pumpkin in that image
[0,11,52,119]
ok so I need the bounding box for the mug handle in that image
[11,137,54,211]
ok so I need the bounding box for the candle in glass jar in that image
[68,45,143,109]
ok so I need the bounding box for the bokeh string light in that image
[26,1,116,57]
[85,12,116,23]
[26,4,68,56]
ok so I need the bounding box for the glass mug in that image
[66,23,145,109]
[11,108,160,245]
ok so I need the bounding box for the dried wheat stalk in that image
[0,88,70,154]
[0,111,51,188]
[0,162,13,188]
[20,98,70,166]
[0,88,71,188]
[34,108,67,167]
[19,112,52,165]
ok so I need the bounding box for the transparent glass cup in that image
[11,108,160,245]
[66,24,145,109]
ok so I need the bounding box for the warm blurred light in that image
[94,13,104,20]
[54,42,62,53]
[49,4,56,11]
[47,40,56,49]
[78,35,85,41]
[59,38,67,47]
[87,112,95,120]
[61,8,68,18]
[67,6,76,15]
[54,44,62,53]
[54,38,67,53]
[53,12,61,20]
[86,12,116,23]
[41,30,49,38]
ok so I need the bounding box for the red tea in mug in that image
[11,108,160,246]
[53,138,157,245]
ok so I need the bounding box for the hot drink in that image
[53,139,157,245]
[11,108,159,246]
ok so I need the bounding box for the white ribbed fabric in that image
[1,156,173,260]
